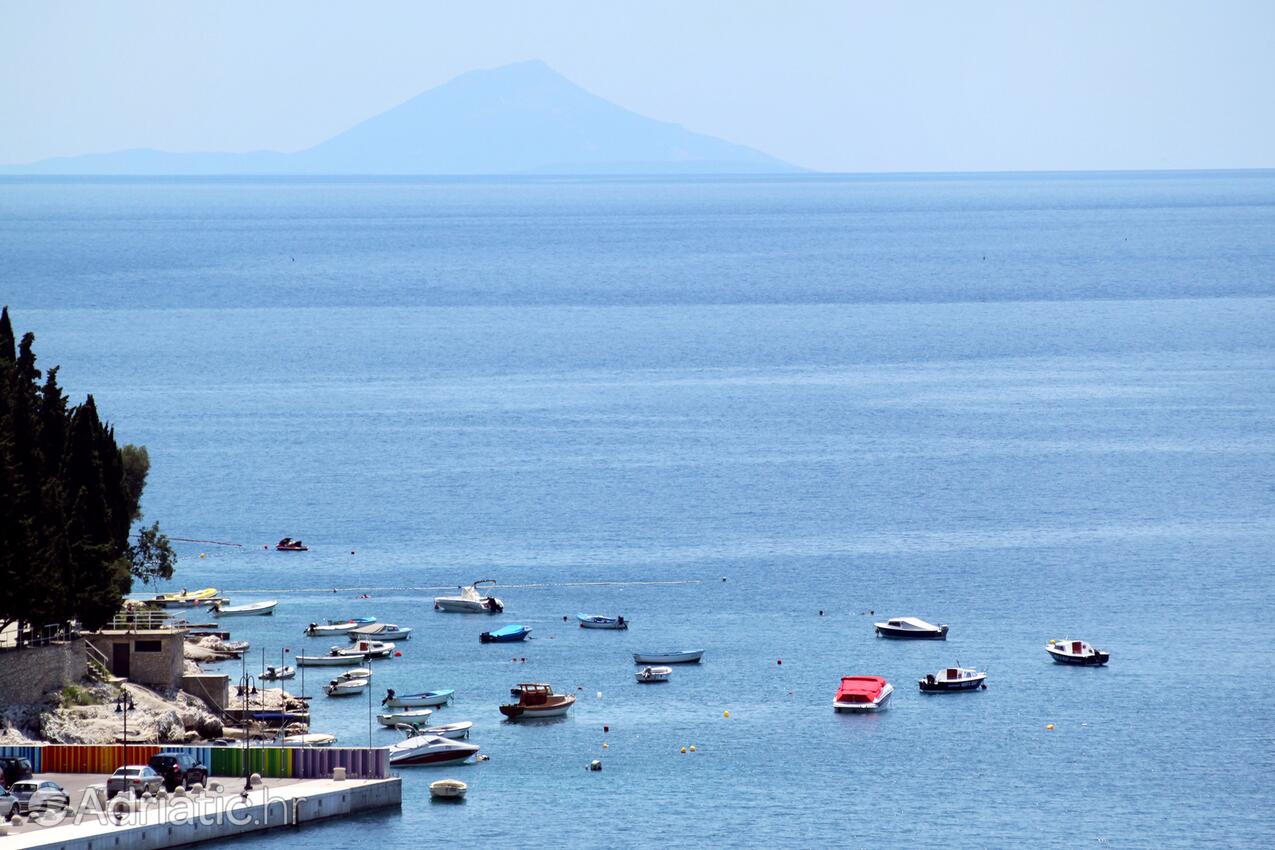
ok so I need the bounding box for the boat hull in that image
[633,651,703,664]
[480,627,530,643]
[499,703,573,719]
[296,655,366,667]
[390,750,474,767]
[833,683,894,711]
[216,601,278,616]
[384,691,454,708]
[875,625,948,640]
[919,676,986,692]
[578,615,627,630]
[435,599,502,614]
[429,780,468,800]
[1048,650,1109,666]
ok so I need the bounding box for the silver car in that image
[0,786,16,820]
[10,779,70,814]
[106,765,164,799]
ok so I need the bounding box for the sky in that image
[2,0,1273,172]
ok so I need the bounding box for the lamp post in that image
[239,674,257,795]
[366,656,373,748]
[114,690,135,769]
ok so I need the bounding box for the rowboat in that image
[429,779,468,800]
[434,580,504,614]
[578,614,628,630]
[499,683,575,719]
[215,599,278,616]
[632,650,704,664]
[378,707,434,726]
[281,733,336,747]
[874,616,949,640]
[418,721,473,740]
[382,688,454,708]
[479,624,530,643]
[324,676,369,696]
[333,667,372,682]
[261,665,295,681]
[150,588,219,608]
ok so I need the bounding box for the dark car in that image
[0,757,33,787]
[148,752,208,791]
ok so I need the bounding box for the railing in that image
[106,609,182,631]
[0,621,80,650]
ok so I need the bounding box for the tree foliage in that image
[0,307,176,635]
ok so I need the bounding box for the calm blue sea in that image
[2,173,1273,848]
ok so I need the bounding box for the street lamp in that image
[114,690,135,768]
[238,674,257,795]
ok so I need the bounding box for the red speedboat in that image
[276,537,309,552]
[833,676,894,712]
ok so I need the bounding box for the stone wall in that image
[0,641,86,705]
[83,630,185,689]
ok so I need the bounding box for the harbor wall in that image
[0,642,85,705]
[0,745,388,779]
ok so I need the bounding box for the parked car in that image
[148,752,208,791]
[0,757,33,786]
[10,779,70,814]
[106,765,164,798]
[0,785,16,820]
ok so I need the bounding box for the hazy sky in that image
[3,0,1272,172]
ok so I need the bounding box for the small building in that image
[83,627,187,690]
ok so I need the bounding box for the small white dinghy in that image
[333,667,372,683]
[430,779,468,800]
[296,651,366,667]
[305,617,376,636]
[635,665,672,683]
[261,665,295,681]
[578,613,628,630]
[215,599,278,616]
[419,721,474,740]
[324,676,369,696]
[378,708,434,726]
[332,639,396,658]
[281,733,336,747]
[348,623,413,641]
[632,650,704,664]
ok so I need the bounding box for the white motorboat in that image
[833,676,894,712]
[296,651,367,667]
[332,639,396,658]
[434,579,504,614]
[874,616,949,639]
[635,666,672,683]
[305,617,376,636]
[389,734,480,767]
[382,688,455,708]
[324,676,369,696]
[429,779,468,800]
[378,708,434,726]
[578,613,628,630]
[348,623,413,641]
[261,665,295,681]
[214,599,278,616]
[281,733,336,747]
[1046,639,1110,666]
[418,721,474,740]
[632,650,704,664]
[919,666,988,693]
[333,667,372,682]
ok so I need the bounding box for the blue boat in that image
[480,623,532,643]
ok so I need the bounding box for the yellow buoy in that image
[602,743,608,749]
[199,553,206,558]
[689,745,696,752]
[723,710,730,718]
[1046,724,1055,731]
[680,747,687,753]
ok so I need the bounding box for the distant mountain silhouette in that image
[8,61,798,175]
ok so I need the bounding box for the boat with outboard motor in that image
[578,614,628,630]
[435,580,504,613]
[874,616,949,640]
[388,732,480,767]
[919,666,987,693]
[635,666,672,683]
[348,623,413,641]
[296,651,367,667]
[632,650,703,664]
[499,683,575,719]
[276,537,308,551]
[833,676,894,711]
[214,599,278,616]
[261,665,295,681]
[305,617,376,635]
[1046,639,1110,666]
[378,708,434,726]
[479,624,530,643]
[382,688,455,708]
[331,639,395,658]
[324,676,369,696]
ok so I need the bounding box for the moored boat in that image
[833,676,894,712]
[499,683,575,719]
[632,649,704,664]
[332,667,372,682]
[296,651,367,667]
[434,579,504,614]
[323,676,369,696]
[429,779,468,800]
[919,666,987,693]
[305,617,376,636]
[348,623,413,641]
[389,734,479,767]
[378,707,434,726]
[276,537,308,551]
[874,616,949,640]
[479,624,531,643]
[150,588,220,608]
[635,666,672,683]
[332,639,395,658]
[418,721,474,740]
[261,665,295,681]
[382,688,455,708]
[281,733,336,747]
[578,614,628,630]
[1046,639,1109,666]
[214,599,278,616]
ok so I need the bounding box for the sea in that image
[2,172,1273,848]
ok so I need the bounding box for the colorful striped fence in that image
[0,744,388,779]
